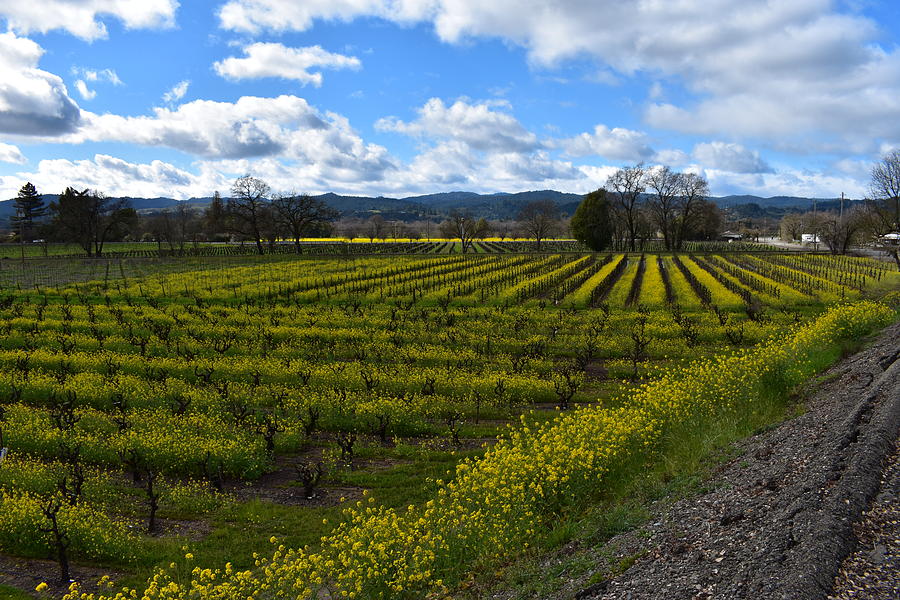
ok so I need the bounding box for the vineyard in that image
[0,251,896,599]
[0,238,783,261]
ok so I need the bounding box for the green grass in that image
[110,441,489,591]
[0,584,36,600]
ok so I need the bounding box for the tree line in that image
[775,151,900,266]
[7,151,898,261]
[570,163,722,252]
[6,175,340,256]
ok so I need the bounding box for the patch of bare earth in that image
[0,553,127,598]
[828,439,899,599]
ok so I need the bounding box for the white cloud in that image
[0,1,178,41]
[0,143,26,164]
[373,98,620,193]
[74,80,96,100]
[72,67,122,85]
[833,158,873,181]
[215,1,900,153]
[0,154,226,200]
[46,96,397,185]
[162,80,190,104]
[74,95,325,158]
[376,98,539,153]
[692,141,772,174]
[217,0,428,35]
[0,32,81,135]
[70,67,121,101]
[402,142,475,186]
[558,124,654,162]
[700,167,867,199]
[214,43,361,87]
[371,139,596,196]
[0,145,611,199]
[652,148,690,167]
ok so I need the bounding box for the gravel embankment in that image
[575,321,900,600]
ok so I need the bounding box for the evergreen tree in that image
[11,182,46,242]
[570,189,614,251]
[204,190,225,238]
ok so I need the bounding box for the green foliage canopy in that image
[570,188,613,251]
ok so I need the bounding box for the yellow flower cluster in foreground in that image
[63,301,894,600]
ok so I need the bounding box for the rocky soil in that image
[571,321,900,600]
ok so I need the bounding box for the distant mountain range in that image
[0,190,852,225]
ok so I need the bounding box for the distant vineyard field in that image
[0,238,788,261]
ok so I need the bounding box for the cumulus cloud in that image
[692,141,772,174]
[162,80,190,104]
[700,167,868,199]
[74,80,96,100]
[403,142,475,186]
[376,98,539,153]
[50,95,397,184]
[216,1,900,153]
[371,97,613,193]
[217,0,428,34]
[0,154,226,200]
[0,1,178,41]
[652,148,690,167]
[558,124,654,162]
[71,67,122,101]
[0,143,26,164]
[72,67,122,85]
[214,43,361,87]
[0,32,81,135]
[72,95,323,158]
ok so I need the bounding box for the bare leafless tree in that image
[606,164,646,251]
[820,207,869,255]
[272,192,339,252]
[227,175,271,254]
[674,172,710,250]
[779,213,805,242]
[367,214,386,241]
[440,210,488,253]
[646,166,681,249]
[867,150,900,267]
[869,150,900,225]
[517,199,560,250]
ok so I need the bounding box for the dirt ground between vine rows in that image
[533,320,900,600]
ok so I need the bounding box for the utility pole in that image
[840,192,844,219]
[813,197,818,251]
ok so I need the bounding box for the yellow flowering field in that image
[0,251,893,598]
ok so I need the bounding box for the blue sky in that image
[1,1,899,200]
